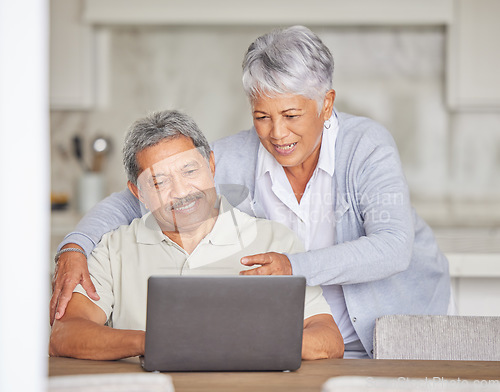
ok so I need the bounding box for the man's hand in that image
[50,293,145,360]
[50,245,99,325]
[239,252,292,276]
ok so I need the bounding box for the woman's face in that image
[251,91,335,169]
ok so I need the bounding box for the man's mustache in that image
[143,189,216,232]
[168,192,204,211]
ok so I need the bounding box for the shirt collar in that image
[136,196,240,247]
[204,196,241,246]
[256,142,282,181]
[256,110,339,180]
[136,212,164,245]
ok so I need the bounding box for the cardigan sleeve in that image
[57,189,142,257]
[289,125,415,286]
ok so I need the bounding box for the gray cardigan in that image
[61,111,450,357]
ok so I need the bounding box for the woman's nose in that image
[269,119,289,140]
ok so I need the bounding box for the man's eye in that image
[150,179,166,188]
[285,115,298,119]
[184,169,198,176]
[254,116,268,120]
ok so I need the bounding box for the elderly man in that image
[49,110,344,361]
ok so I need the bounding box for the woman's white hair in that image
[242,25,334,112]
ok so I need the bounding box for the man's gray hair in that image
[242,25,334,111]
[123,110,211,185]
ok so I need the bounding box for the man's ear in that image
[209,151,215,177]
[127,181,146,207]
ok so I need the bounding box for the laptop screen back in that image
[143,275,305,372]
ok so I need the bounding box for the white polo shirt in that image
[254,113,359,344]
[74,197,332,330]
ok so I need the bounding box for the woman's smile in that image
[272,141,298,155]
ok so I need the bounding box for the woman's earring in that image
[324,119,331,129]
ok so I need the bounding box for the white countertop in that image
[433,228,500,278]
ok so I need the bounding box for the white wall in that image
[0,1,50,391]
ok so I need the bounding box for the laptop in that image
[142,275,306,372]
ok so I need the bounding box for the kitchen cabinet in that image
[83,0,453,26]
[447,0,500,109]
[50,0,94,109]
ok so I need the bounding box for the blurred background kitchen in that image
[49,0,500,316]
[5,1,498,390]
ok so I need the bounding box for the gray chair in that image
[373,315,500,360]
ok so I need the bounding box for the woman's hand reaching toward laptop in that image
[240,252,293,276]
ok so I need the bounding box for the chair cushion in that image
[373,315,500,360]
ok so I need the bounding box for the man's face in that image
[131,136,217,234]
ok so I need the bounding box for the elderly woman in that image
[51,26,451,358]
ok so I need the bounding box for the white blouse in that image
[254,113,359,344]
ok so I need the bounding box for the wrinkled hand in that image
[50,246,99,325]
[239,252,292,276]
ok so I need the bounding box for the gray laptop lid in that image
[143,275,305,372]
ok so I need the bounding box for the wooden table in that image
[49,357,500,392]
